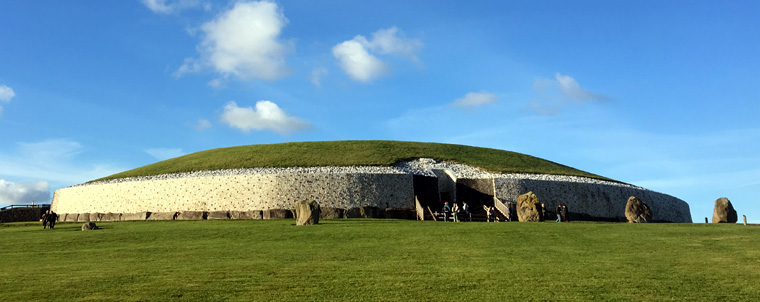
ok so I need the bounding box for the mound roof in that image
[94,140,612,182]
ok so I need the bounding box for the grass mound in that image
[95,140,610,182]
[2,220,758,300]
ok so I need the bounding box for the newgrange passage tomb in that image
[51,141,692,222]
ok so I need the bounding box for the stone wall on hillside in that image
[50,161,692,222]
[52,173,414,215]
[494,177,692,223]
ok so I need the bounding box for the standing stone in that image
[625,196,652,223]
[516,192,543,222]
[712,197,737,223]
[295,200,321,226]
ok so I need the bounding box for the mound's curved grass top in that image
[94,140,612,182]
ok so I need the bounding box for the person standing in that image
[442,202,451,222]
[556,205,563,222]
[46,211,58,229]
[488,206,496,222]
[561,205,569,223]
[41,210,49,229]
[452,202,460,222]
[462,202,470,222]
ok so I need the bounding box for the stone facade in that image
[50,163,691,223]
[494,177,691,223]
[52,173,414,215]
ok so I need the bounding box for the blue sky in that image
[1,0,758,223]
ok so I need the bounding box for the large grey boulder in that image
[295,200,321,226]
[319,207,344,219]
[516,192,542,222]
[63,213,79,222]
[625,196,652,223]
[122,212,148,221]
[345,206,383,218]
[147,212,177,220]
[206,211,229,220]
[263,209,293,219]
[712,197,737,223]
[230,210,263,220]
[176,211,204,220]
[77,213,91,222]
[81,222,98,231]
[101,213,122,221]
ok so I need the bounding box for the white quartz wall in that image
[52,173,414,214]
[494,177,692,222]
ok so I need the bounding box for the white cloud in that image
[528,73,607,114]
[365,27,423,60]
[142,0,202,14]
[180,1,292,81]
[174,58,202,77]
[194,118,212,130]
[309,67,328,88]
[452,91,497,108]
[220,100,311,135]
[0,179,50,205]
[332,39,387,83]
[145,148,186,161]
[0,84,14,114]
[554,73,607,102]
[0,85,14,101]
[332,27,421,82]
[207,78,223,88]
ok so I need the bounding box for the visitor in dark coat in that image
[41,210,49,229]
[46,211,58,229]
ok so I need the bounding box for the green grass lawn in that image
[95,140,612,182]
[2,220,757,301]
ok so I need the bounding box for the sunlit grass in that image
[2,220,758,301]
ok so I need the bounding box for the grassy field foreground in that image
[1,220,758,301]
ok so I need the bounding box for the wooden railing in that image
[415,196,425,221]
[426,206,437,221]
[493,197,510,221]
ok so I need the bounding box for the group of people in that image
[441,201,470,222]
[41,210,58,229]
[440,202,507,222]
[555,204,570,222]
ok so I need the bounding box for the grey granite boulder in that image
[122,212,148,221]
[263,209,293,219]
[176,211,204,220]
[345,206,383,218]
[319,207,344,219]
[147,212,177,220]
[230,210,263,220]
[206,211,229,220]
[625,196,652,223]
[81,222,98,231]
[295,200,321,226]
[101,213,121,221]
[712,197,737,223]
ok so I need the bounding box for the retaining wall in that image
[52,173,414,215]
[494,177,692,222]
[50,169,691,223]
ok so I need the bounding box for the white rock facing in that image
[51,158,691,222]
